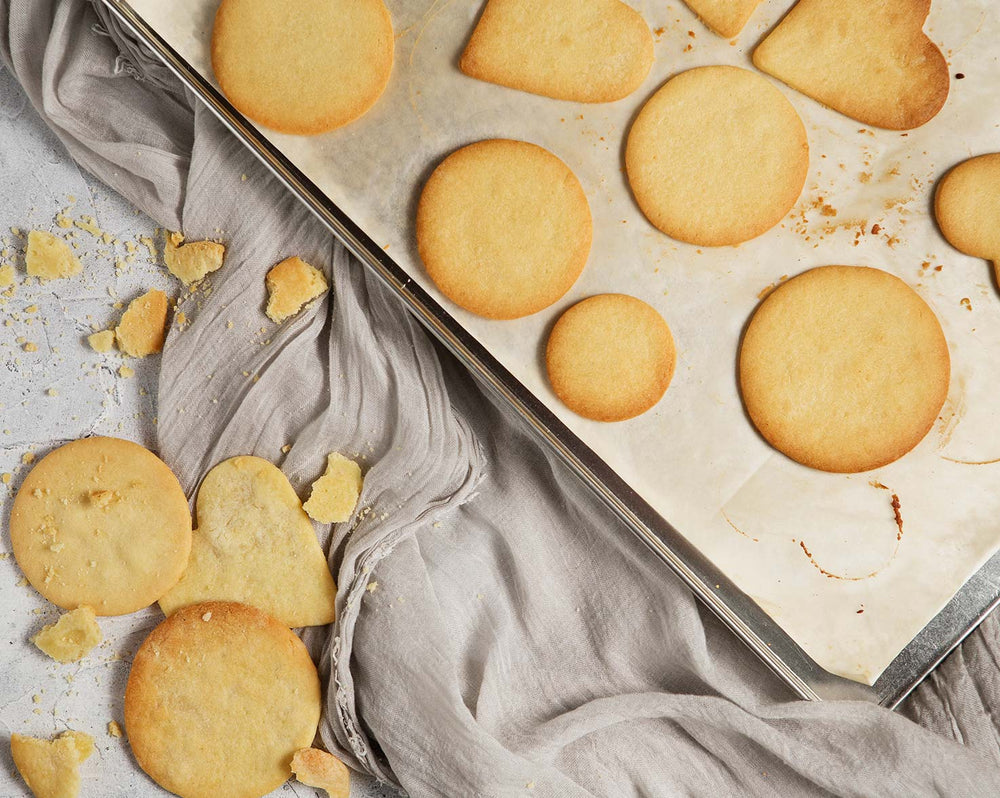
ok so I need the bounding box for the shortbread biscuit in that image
[125,602,321,798]
[11,730,93,798]
[546,294,675,422]
[753,0,948,130]
[158,456,337,627]
[417,139,591,319]
[212,0,394,135]
[684,0,762,38]
[934,153,1000,283]
[739,266,950,473]
[626,66,808,247]
[10,437,192,615]
[460,0,653,102]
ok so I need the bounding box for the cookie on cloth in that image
[546,294,676,422]
[753,0,948,130]
[625,66,808,247]
[417,139,592,319]
[739,266,950,473]
[125,602,321,798]
[212,0,394,135]
[460,0,654,102]
[934,153,1000,284]
[158,456,337,628]
[683,0,763,38]
[10,437,191,615]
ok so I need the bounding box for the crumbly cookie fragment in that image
[87,330,115,353]
[163,231,226,285]
[0,262,15,286]
[115,289,168,357]
[10,730,94,798]
[292,748,351,797]
[25,231,82,281]
[32,606,102,663]
[264,256,329,323]
[303,453,363,524]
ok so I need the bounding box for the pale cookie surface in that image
[158,456,337,627]
[683,0,762,38]
[125,602,321,798]
[212,0,394,135]
[303,453,363,524]
[164,231,226,285]
[740,266,950,473]
[291,748,351,798]
[460,0,653,103]
[25,230,82,281]
[10,437,192,615]
[935,153,1000,283]
[32,606,102,663]
[11,730,93,798]
[417,139,592,319]
[115,289,168,357]
[265,256,329,323]
[753,0,948,130]
[546,294,676,422]
[625,66,808,247]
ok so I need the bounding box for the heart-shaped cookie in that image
[460,0,654,102]
[684,0,762,38]
[753,0,949,130]
[158,456,337,627]
[935,153,1000,284]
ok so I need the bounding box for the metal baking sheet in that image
[97,0,1000,706]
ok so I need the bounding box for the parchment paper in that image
[124,0,1000,684]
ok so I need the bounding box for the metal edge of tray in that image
[98,0,952,707]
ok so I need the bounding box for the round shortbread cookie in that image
[417,139,592,319]
[211,0,394,135]
[125,602,321,798]
[10,437,192,616]
[625,66,808,247]
[739,266,950,473]
[546,294,676,422]
[935,153,1000,275]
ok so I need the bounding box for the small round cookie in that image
[546,294,676,422]
[212,0,394,135]
[10,437,191,616]
[935,153,1000,279]
[125,602,321,798]
[417,139,592,319]
[739,266,950,473]
[625,66,808,247]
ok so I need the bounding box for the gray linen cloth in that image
[4,1,1000,795]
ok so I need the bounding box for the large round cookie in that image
[125,602,321,798]
[625,66,808,247]
[10,437,191,616]
[417,139,592,319]
[546,294,676,422]
[739,266,950,473]
[212,0,394,135]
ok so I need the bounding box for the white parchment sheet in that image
[129,0,1000,684]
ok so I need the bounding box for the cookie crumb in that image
[107,721,123,738]
[87,330,115,353]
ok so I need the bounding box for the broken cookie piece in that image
[303,453,362,524]
[32,606,103,663]
[291,748,350,798]
[25,231,83,281]
[0,263,14,287]
[163,231,226,285]
[115,289,168,357]
[265,256,329,323]
[87,330,115,353]
[10,730,94,798]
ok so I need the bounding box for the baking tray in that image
[96,0,1000,707]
